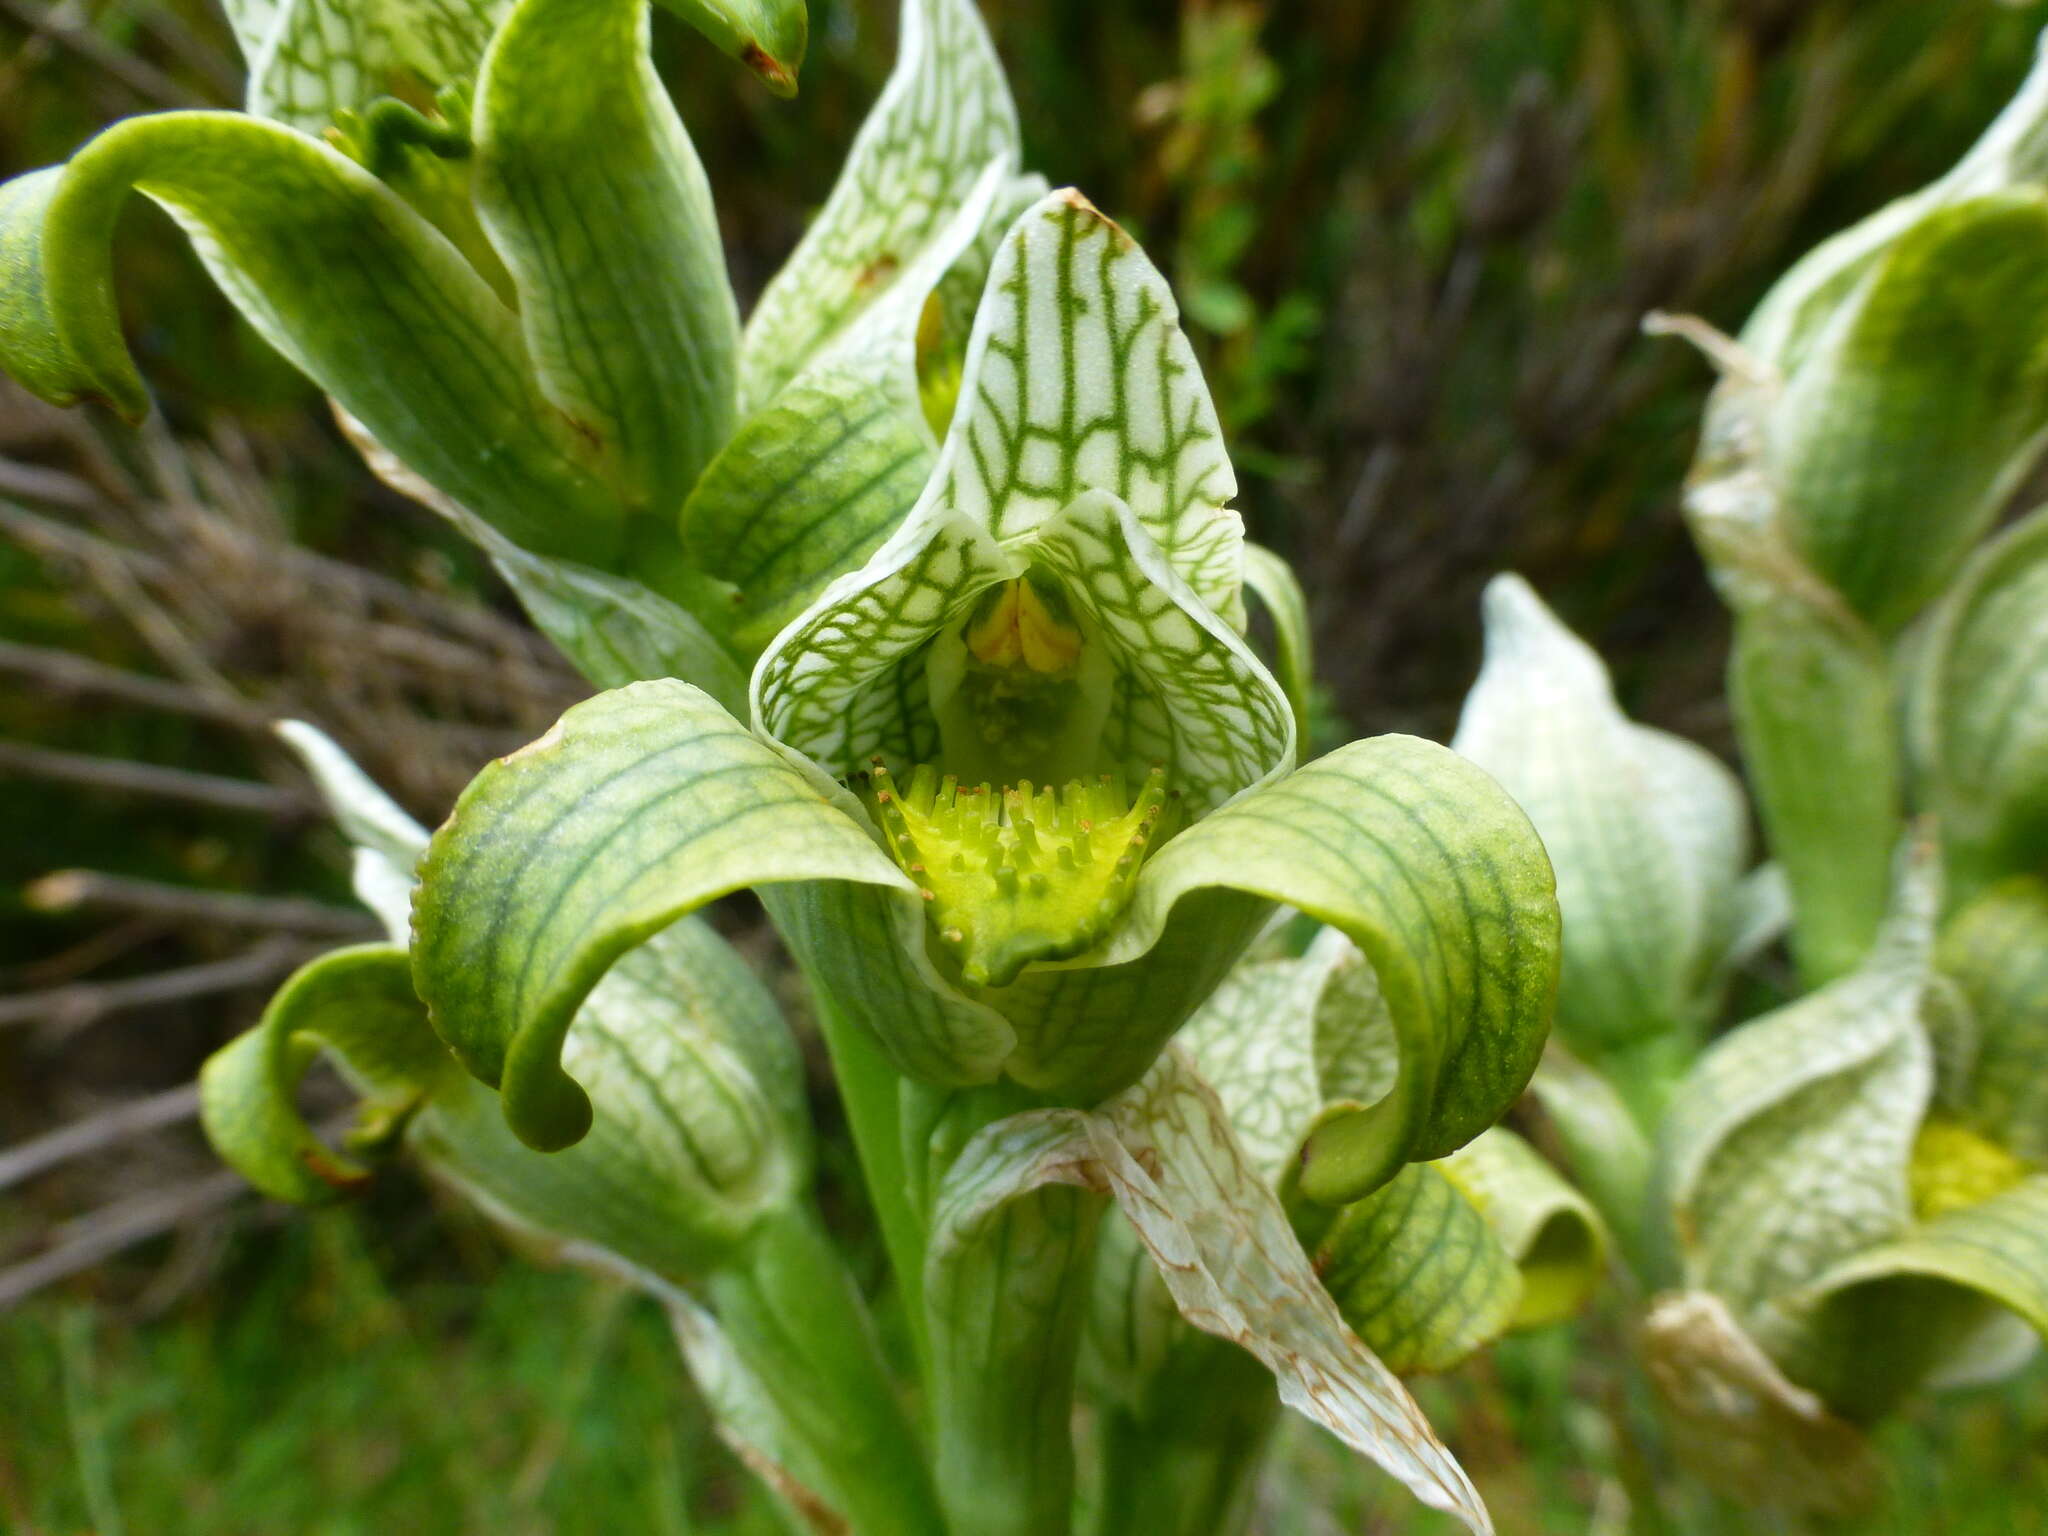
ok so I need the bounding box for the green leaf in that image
[408,678,1011,1147]
[739,0,1021,411]
[1119,735,1559,1204]
[1452,574,1745,1058]
[680,162,1007,654]
[1766,193,2048,634]
[1660,845,1938,1329]
[1242,541,1313,750]
[199,943,453,1203]
[274,719,428,942]
[222,0,512,131]
[474,0,740,523]
[1939,876,2048,1164]
[1911,505,2048,905]
[489,543,749,706]
[1437,1126,1606,1330]
[0,116,624,564]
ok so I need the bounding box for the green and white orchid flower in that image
[1654,34,2048,985]
[1441,579,2048,1520]
[0,0,1036,710]
[5,0,1578,1529]
[1649,845,2048,1517]
[408,187,1560,1210]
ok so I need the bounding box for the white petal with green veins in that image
[226,0,514,131]
[740,0,1022,411]
[753,486,1290,811]
[1452,574,1745,1057]
[936,190,1244,621]
[1661,847,1938,1321]
[681,161,1009,654]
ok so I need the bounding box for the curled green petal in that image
[1661,843,1938,1318]
[1437,1126,1606,1330]
[1115,735,1559,1204]
[1775,1175,2048,1420]
[0,115,623,564]
[409,679,1012,1148]
[414,917,811,1282]
[200,944,452,1204]
[1303,1162,1520,1374]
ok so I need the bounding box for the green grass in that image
[0,1200,783,1535]
[5,1193,2041,1534]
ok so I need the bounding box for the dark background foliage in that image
[1,1,2044,1529]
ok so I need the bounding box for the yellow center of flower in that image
[965,577,1086,674]
[857,760,1177,989]
[1908,1118,2027,1221]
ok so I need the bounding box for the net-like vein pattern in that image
[943,193,1243,623]
[226,0,510,130]
[754,490,1289,810]
[739,0,1021,411]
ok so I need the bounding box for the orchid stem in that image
[707,1203,944,1536]
[808,984,933,1382]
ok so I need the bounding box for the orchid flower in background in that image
[1652,34,2048,986]
[1444,576,2048,1520]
